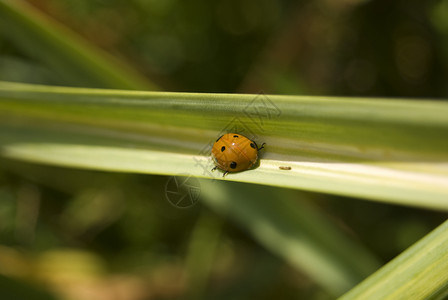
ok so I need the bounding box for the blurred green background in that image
[3,0,448,96]
[0,0,447,299]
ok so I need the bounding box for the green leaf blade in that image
[0,81,447,210]
[338,219,448,300]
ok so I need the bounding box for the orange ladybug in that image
[211,133,265,176]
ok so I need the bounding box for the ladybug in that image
[211,133,265,176]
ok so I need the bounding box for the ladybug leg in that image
[222,171,228,177]
[211,166,217,172]
[258,143,266,151]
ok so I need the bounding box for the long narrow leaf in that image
[0,81,447,210]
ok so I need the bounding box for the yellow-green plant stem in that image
[338,219,448,300]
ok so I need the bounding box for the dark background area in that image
[2,0,448,97]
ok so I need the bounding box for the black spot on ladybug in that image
[250,143,256,149]
[216,135,223,142]
[230,161,237,169]
[221,146,225,152]
[233,135,239,138]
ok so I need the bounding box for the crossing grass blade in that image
[338,219,448,300]
[0,0,155,90]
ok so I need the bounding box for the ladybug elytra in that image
[211,133,265,176]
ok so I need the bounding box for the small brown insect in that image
[279,166,291,170]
